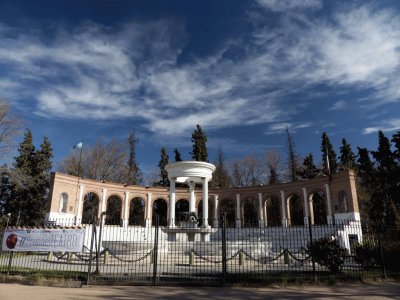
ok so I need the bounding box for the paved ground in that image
[0,280,399,300]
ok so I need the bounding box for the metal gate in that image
[87,217,226,286]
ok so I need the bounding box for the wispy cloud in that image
[363,119,400,135]
[256,0,323,12]
[0,2,399,141]
[265,122,312,135]
[330,100,347,111]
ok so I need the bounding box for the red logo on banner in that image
[6,234,18,249]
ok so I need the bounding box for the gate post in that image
[222,213,227,286]
[308,216,316,282]
[87,222,97,285]
[152,216,159,286]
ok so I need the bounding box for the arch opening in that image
[288,194,304,226]
[82,192,99,224]
[129,197,145,226]
[152,198,168,226]
[312,191,327,225]
[106,195,122,225]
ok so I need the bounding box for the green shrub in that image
[382,241,400,271]
[354,240,400,271]
[307,237,347,273]
[354,241,380,269]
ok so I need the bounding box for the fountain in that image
[162,161,217,242]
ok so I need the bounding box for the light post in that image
[5,213,11,228]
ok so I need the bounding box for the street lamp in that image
[6,213,11,228]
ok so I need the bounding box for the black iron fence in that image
[0,217,399,286]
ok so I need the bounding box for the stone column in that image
[146,192,152,228]
[302,188,309,225]
[309,197,315,225]
[169,179,176,228]
[236,194,241,228]
[325,183,333,224]
[75,184,85,225]
[280,190,287,227]
[264,199,268,227]
[123,191,130,228]
[202,177,209,227]
[213,194,219,228]
[101,188,107,225]
[189,181,196,213]
[258,192,264,228]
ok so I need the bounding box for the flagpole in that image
[75,140,83,226]
[78,140,83,178]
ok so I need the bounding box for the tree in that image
[0,101,23,159]
[0,164,13,215]
[230,155,266,187]
[127,130,143,185]
[4,129,53,225]
[174,148,182,162]
[392,131,400,162]
[191,124,208,162]
[285,126,299,182]
[321,132,337,175]
[339,138,355,170]
[371,131,400,226]
[298,153,319,180]
[266,150,281,184]
[59,134,143,185]
[210,146,231,188]
[158,147,170,187]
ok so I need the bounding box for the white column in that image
[264,200,268,227]
[169,179,176,228]
[280,190,287,227]
[123,191,130,228]
[146,192,152,228]
[189,181,196,213]
[202,177,209,227]
[236,194,241,228]
[325,184,333,224]
[75,184,85,225]
[258,192,264,228]
[302,187,309,225]
[213,194,219,228]
[101,189,107,212]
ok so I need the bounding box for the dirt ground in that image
[0,280,399,300]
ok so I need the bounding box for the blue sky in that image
[1,0,400,176]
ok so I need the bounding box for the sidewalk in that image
[0,280,399,300]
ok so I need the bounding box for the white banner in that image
[2,228,85,252]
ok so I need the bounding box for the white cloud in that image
[0,2,400,140]
[256,0,322,12]
[363,119,400,135]
[265,122,312,135]
[330,100,347,111]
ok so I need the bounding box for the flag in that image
[73,141,83,149]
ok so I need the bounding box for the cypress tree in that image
[299,153,319,179]
[6,130,53,225]
[210,146,231,188]
[339,138,355,170]
[158,147,170,187]
[285,126,299,182]
[371,131,400,226]
[0,164,13,216]
[391,131,400,162]
[321,132,337,174]
[174,148,182,162]
[190,125,208,162]
[268,165,279,184]
[127,130,143,185]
